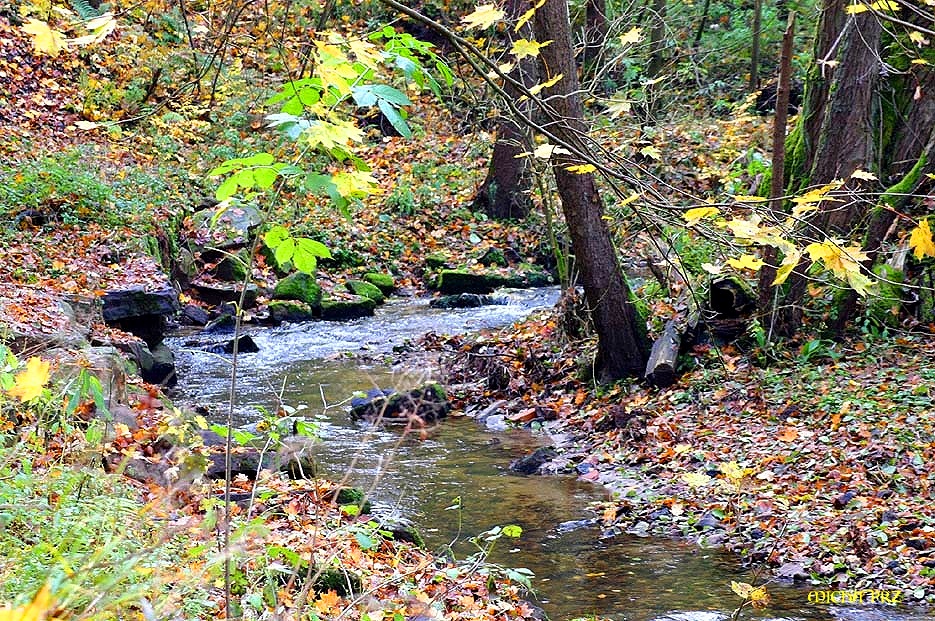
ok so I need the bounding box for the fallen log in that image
[645,319,681,387]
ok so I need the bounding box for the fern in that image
[69,0,100,20]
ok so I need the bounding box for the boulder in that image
[141,342,176,386]
[268,300,316,324]
[510,447,558,475]
[214,251,250,282]
[363,272,396,295]
[190,202,262,252]
[203,313,236,334]
[434,270,508,294]
[429,293,500,309]
[273,272,323,308]
[425,253,449,269]
[345,279,385,304]
[102,287,179,346]
[204,446,316,480]
[321,295,376,321]
[350,383,449,423]
[191,282,258,309]
[102,287,179,322]
[180,304,210,326]
[478,247,508,267]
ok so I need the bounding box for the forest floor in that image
[2,8,935,620]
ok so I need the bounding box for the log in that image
[645,320,681,387]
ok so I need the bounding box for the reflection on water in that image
[168,290,928,621]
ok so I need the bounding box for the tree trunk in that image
[533,0,650,380]
[758,12,796,325]
[472,0,538,220]
[774,5,935,337]
[647,0,667,78]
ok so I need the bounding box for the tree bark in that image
[533,0,650,380]
[472,0,538,220]
[750,0,763,91]
[647,0,667,78]
[758,12,796,325]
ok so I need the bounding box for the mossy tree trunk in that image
[472,0,538,220]
[773,2,935,336]
[533,0,651,380]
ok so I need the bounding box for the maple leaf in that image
[7,357,51,402]
[909,218,935,259]
[683,206,720,223]
[727,254,765,271]
[682,471,712,488]
[772,249,801,286]
[21,19,67,57]
[0,584,53,621]
[805,239,874,296]
[619,27,643,45]
[639,144,661,160]
[850,169,877,181]
[565,164,596,174]
[314,590,341,614]
[514,0,545,30]
[511,38,550,59]
[526,73,563,95]
[462,4,505,29]
[69,11,117,46]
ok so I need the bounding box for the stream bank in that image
[166,287,931,621]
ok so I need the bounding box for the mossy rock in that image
[434,269,510,294]
[350,382,449,422]
[363,272,396,295]
[273,272,322,308]
[268,300,317,324]
[214,250,250,282]
[522,266,552,287]
[425,253,449,269]
[335,486,373,515]
[346,279,385,304]
[320,295,376,321]
[259,243,292,277]
[478,247,508,267]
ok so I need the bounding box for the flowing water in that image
[168,289,927,621]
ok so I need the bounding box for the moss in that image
[314,567,362,596]
[867,264,905,328]
[425,253,449,269]
[882,153,928,205]
[320,295,376,320]
[425,381,447,401]
[268,300,316,324]
[273,272,322,308]
[335,487,372,515]
[345,279,385,303]
[363,272,395,294]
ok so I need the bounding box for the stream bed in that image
[168,289,925,621]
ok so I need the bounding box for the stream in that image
[168,289,927,621]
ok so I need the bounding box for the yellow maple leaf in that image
[619,26,643,45]
[805,239,874,296]
[850,169,877,181]
[909,218,935,259]
[331,170,378,198]
[683,206,720,223]
[514,0,546,31]
[7,357,51,402]
[302,119,363,151]
[639,144,661,160]
[565,163,596,174]
[731,194,768,203]
[727,254,765,271]
[527,73,563,96]
[462,4,505,29]
[511,38,550,60]
[772,249,801,286]
[731,580,756,599]
[69,11,116,46]
[682,471,712,488]
[0,584,52,621]
[21,18,67,56]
